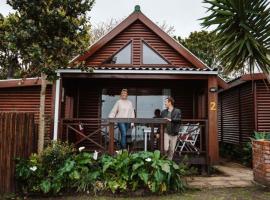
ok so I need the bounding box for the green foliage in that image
[220,132,270,167]
[5,0,95,79]
[174,31,218,69]
[100,150,187,193]
[201,0,270,76]
[219,142,252,167]
[0,13,23,79]
[16,143,189,196]
[254,131,270,140]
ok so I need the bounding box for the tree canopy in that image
[6,0,95,79]
[174,31,218,69]
[6,0,95,153]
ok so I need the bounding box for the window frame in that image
[141,40,171,65]
[103,40,133,65]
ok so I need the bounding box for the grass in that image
[17,186,269,200]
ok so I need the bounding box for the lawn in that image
[27,186,270,200]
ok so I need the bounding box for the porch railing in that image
[61,118,208,161]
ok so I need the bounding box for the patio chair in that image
[175,123,201,155]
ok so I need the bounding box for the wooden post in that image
[150,124,154,150]
[108,122,114,155]
[160,124,164,153]
[208,76,219,164]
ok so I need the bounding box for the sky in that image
[0,0,209,38]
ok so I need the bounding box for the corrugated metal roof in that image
[91,66,216,71]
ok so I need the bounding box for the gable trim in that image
[71,10,208,69]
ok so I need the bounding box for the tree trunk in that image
[38,72,47,154]
[7,65,14,79]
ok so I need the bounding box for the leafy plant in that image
[16,143,189,196]
[219,142,252,167]
[100,150,188,193]
[254,131,270,140]
[201,0,270,76]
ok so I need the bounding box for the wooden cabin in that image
[0,6,223,166]
[218,73,270,146]
[53,6,221,165]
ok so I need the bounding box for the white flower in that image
[93,150,98,160]
[115,150,122,155]
[145,158,152,162]
[30,166,37,171]
[78,146,85,152]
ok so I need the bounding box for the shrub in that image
[219,142,252,167]
[16,142,189,196]
[101,150,187,193]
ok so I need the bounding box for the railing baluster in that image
[61,118,209,164]
[109,122,114,155]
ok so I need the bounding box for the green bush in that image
[219,142,252,167]
[16,141,78,194]
[220,131,270,167]
[101,150,187,193]
[16,142,189,196]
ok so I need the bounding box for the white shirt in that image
[108,99,135,118]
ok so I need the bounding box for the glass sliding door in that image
[101,88,170,150]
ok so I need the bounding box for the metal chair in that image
[175,123,201,155]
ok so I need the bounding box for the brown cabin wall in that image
[86,20,193,67]
[0,85,54,143]
[60,78,208,151]
[61,78,207,120]
[255,80,270,132]
[218,82,254,145]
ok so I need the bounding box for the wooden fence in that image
[0,112,37,194]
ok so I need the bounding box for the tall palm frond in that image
[201,0,270,76]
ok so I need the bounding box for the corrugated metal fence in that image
[0,112,37,193]
[218,82,254,145]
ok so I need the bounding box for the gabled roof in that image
[219,73,268,92]
[71,6,207,69]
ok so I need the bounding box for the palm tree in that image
[201,0,270,76]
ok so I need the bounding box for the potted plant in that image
[252,131,270,186]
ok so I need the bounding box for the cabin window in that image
[105,43,132,64]
[142,42,168,64]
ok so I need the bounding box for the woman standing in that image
[109,89,135,149]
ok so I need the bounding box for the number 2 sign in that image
[210,101,216,111]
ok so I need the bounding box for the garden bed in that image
[15,142,191,198]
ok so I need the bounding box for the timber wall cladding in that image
[218,82,254,145]
[173,87,194,119]
[86,20,193,67]
[256,81,270,132]
[77,86,102,150]
[0,112,37,193]
[0,86,53,142]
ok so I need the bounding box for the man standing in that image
[161,97,181,160]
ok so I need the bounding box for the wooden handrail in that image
[61,117,209,160]
[62,118,208,123]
